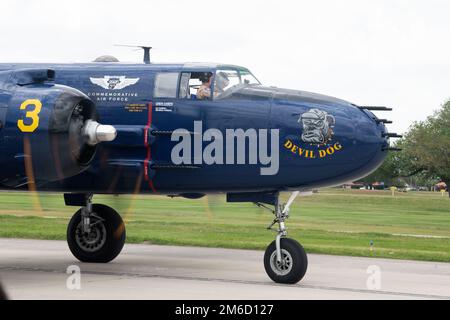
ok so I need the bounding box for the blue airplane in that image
[0,50,400,284]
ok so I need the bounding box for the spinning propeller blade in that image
[23,136,43,214]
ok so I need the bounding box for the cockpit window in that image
[214,70,238,97]
[214,68,260,100]
[160,68,260,100]
[239,70,260,85]
[179,72,213,100]
[154,72,179,98]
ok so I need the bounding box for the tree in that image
[359,100,450,195]
[402,101,450,196]
[360,151,404,186]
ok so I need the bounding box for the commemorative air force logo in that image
[90,76,140,90]
[284,108,342,159]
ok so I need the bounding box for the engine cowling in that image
[0,69,116,187]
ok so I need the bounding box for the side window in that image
[154,72,179,98]
[178,72,213,100]
[179,72,191,99]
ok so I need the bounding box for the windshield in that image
[240,69,260,85]
[213,68,260,99]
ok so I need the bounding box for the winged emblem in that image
[90,76,140,90]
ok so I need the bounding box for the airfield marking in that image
[331,230,450,239]
[391,233,450,239]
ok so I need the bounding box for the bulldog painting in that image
[299,108,335,145]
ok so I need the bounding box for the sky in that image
[1,0,449,134]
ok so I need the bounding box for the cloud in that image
[1,0,449,133]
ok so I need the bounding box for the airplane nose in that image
[355,105,402,152]
[269,87,401,188]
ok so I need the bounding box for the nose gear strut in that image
[255,191,308,284]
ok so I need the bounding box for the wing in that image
[114,78,139,90]
[90,77,109,89]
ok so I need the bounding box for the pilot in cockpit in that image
[197,72,230,100]
[196,72,213,100]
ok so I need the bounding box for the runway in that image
[0,238,449,300]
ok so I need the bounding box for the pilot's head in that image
[215,72,230,92]
[200,72,213,85]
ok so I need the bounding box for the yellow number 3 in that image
[17,99,42,133]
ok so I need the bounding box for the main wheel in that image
[264,238,308,284]
[67,204,126,263]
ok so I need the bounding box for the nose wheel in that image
[67,197,126,263]
[264,238,308,284]
[256,191,308,284]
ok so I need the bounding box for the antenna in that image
[115,45,153,64]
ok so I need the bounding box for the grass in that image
[0,188,449,262]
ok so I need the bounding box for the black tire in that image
[67,204,126,263]
[264,238,308,284]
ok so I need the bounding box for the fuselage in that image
[0,62,389,194]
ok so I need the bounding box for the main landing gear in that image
[66,194,126,263]
[256,191,308,284]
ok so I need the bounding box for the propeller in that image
[123,171,144,225]
[22,136,43,214]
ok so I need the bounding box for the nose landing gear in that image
[256,191,308,284]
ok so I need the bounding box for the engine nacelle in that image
[0,69,116,187]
